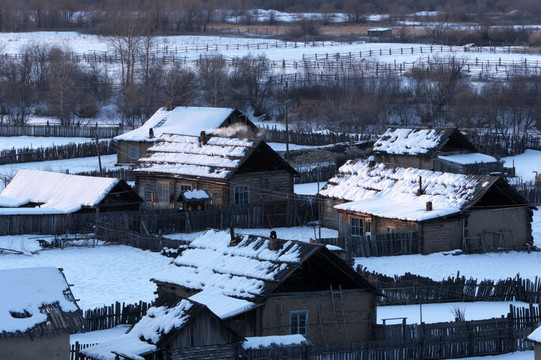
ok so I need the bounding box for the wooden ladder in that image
[330,284,348,342]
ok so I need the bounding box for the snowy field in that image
[1,32,540,79]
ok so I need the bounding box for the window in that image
[289,310,308,335]
[351,217,363,237]
[180,184,192,193]
[234,185,249,205]
[387,227,395,234]
[364,219,371,234]
[157,182,170,203]
[128,146,139,161]
[144,188,153,202]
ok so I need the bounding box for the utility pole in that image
[284,81,289,160]
[95,124,103,177]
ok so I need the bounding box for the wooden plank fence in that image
[317,233,419,258]
[240,305,539,360]
[83,301,152,332]
[357,268,541,305]
[0,139,114,165]
[0,124,127,138]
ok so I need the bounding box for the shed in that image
[0,267,84,360]
[368,28,392,40]
[320,159,533,254]
[372,127,503,175]
[0,169,142,235]
[81,299,242,360]
[132,133,297,215]
[151,230,381,345]
[114,107,257,164]
[528,326,541,360]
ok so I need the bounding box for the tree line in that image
[1,0,541,34]
[1,35,539,137]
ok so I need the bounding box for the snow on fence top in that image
[243,334,310,349]
[133,133,257,179]
[0,169,119,214]
[0,267,79,333]
[321,160,495,221]
[114,106,236,142]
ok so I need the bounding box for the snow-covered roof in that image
[438,153,498,165]
[114,106,236,142]
[0,267,79,334]
[82,300,194,360]
[320,160,497,222]
[373,128,472,156]
[528,326,541,343]
[243,334,310,349]
[0,169,120,215]
[133,133,259,180]
[152,230,305,306]
[183,189,210,200]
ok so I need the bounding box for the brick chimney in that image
[149,128,154,139]
[426,201,433,211]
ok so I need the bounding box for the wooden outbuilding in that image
[0,169,142,235]
[0,267,84,360]
[81,299,242,360]
[132,133,297,212]
[114,106,257,165]
[528,326,541,360]
[151,230,381,346]
[372,127,504,175]
[321,159,533,254]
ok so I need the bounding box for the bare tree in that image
[229,54,272,116]
[162,62,197,106]
[197,55,228,106]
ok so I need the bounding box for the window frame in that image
[289,310,308,335]
[157,181,170,203]
[234,185,249,205]
[144,188,153,202]
[128,146,140,161]
[350,216,363,237]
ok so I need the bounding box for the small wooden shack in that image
[81,299,242,360]
[0,267,84,360]
[132,133,297,213]
[114,106,257,164]
[322,159,533,254]
[0,169,142,235]
[151,230,381,346]
[372,127,503,175]
[368,28,392,40]
[528,326,541,360]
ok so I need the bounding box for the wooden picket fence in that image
[0,140,114,165]
[318,233,419,258]
[83,301,152,332]
[242,305,539,360]
[0,124,126,138]
[357,269,541,305]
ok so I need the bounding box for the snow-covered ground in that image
[502,149,541,183]
[0,32,539,79]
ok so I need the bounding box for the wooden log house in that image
[372,127,504,175]
[151,230,381,346]
[81,299,243,360]
[0,169,142,235]
[320,159,534,254]
[132,133,298,220]
[0,267,83,360]
[114,106,257,165]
